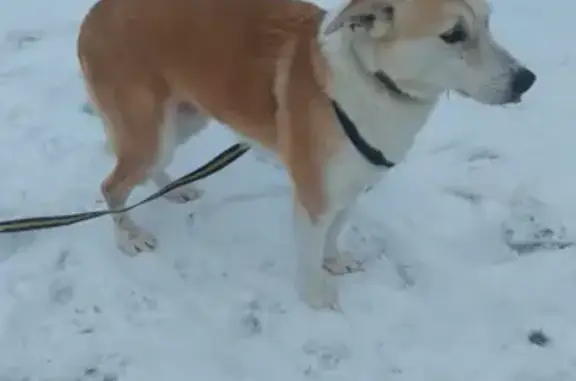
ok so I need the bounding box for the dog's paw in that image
[298,273,339,310]
[323,251,364,275]
[163,185,204,204]
[115,226,157,255]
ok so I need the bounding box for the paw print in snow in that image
[302,340,350,374]
[502,192,574,254]
[80,353,129,381]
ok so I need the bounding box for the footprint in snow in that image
[82,367,118,381]
[49,278,74,306]
[502,192,574,255]
[4,29,43,50]
[302,340,351,375]
[81,353,129,381]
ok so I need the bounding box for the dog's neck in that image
[317,23,440,163]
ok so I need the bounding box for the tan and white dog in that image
[77,0,536,309]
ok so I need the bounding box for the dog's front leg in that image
[293,202,340,310]
[323,206,364,275]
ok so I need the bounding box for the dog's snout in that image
[511,68,536,95]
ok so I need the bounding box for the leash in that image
[0,143,250,233]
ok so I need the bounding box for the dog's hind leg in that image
[150,101,210,204]
[95,84,169,255]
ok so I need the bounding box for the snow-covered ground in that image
[1,0,576,379]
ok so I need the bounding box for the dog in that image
[77,0,536,309]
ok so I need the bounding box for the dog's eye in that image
[439,24,467,44]
[349,13,376,30]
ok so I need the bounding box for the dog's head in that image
[323,0,536,105]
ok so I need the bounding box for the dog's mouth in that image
[507,93,523,104]
[456,89,523,105]
[457,89,472,99]
[494,93,524,106]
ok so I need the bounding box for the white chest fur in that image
[318,26,439,210]
[330,74,436,164]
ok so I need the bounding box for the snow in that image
[1,0,576,379]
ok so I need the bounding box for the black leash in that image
[0,143,250,233]
[0,101,392,234]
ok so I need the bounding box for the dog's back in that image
[78,0,324,139]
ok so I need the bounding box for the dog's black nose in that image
[511,68,536,95]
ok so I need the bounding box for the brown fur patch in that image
[78,0,345,217]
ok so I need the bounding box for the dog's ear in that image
[324,0,397,37]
